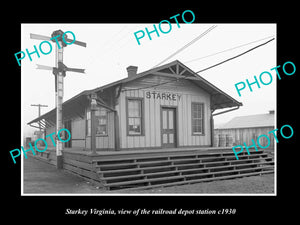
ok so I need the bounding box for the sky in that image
[21,23,276,138]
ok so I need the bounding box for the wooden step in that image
[93,150,265,165]
[100,160,274,183]
[96,152,270,171]
[103,164,274,189]
[100,164,178,176]
[94,149,273,190]
[104,166,273,188]
[184,165,274,180]
[100,157,274,178]
[97,155,273,175]
[103,171,181,183]
[98,158,274,181]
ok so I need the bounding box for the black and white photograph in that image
[20,23,277,195]
[4,6,298,220]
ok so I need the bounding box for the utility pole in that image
[30,104,48,131]
[30,29,86,169]
[54,30,65,169]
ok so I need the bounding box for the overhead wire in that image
[184,35,275,64]
[124,37,275,92]
[195,37,275,74]
[124,25,218,92]
[152,25,217,68]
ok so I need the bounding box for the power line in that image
[124,33,275,92]
[196,37,275,74]
[184,35,275,64]
[152,25,217,68]
[125,38,275,92]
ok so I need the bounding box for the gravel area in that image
[121,173,274,194]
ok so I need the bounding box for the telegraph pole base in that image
[56,155,63,169]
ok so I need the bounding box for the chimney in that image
[126,66,138,77]
[269,110,275,114]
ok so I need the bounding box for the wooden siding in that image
[43,73,213,151]
[44,117,86,148]
[71,117,85,148]
[85,111,115,150]
[44,109,115,150]
[116,74,212,149]
[45,126,56,147]
[214,126,275,148]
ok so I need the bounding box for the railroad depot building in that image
[214,110,275,148]
[28,60,242,151]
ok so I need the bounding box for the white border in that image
[20,23,277,197]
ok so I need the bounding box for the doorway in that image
[161,107,177,148]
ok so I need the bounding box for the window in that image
[127,98,143,135]
[96,108,108,135]
[191,102,204,135]
[86,107,108,136]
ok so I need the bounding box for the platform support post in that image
[90,93,98,155]
[210,113,214,147]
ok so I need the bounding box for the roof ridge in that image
[220,113,275,129]
[233,112,273,118]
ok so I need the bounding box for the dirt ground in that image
[23,156,102,194]
[23,156,275,195]
[127,174,274,194]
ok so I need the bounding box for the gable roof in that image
[87,60,242,109]
[28,60,242,127]
[218,112,275,129]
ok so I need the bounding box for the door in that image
[161,107,177,148]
